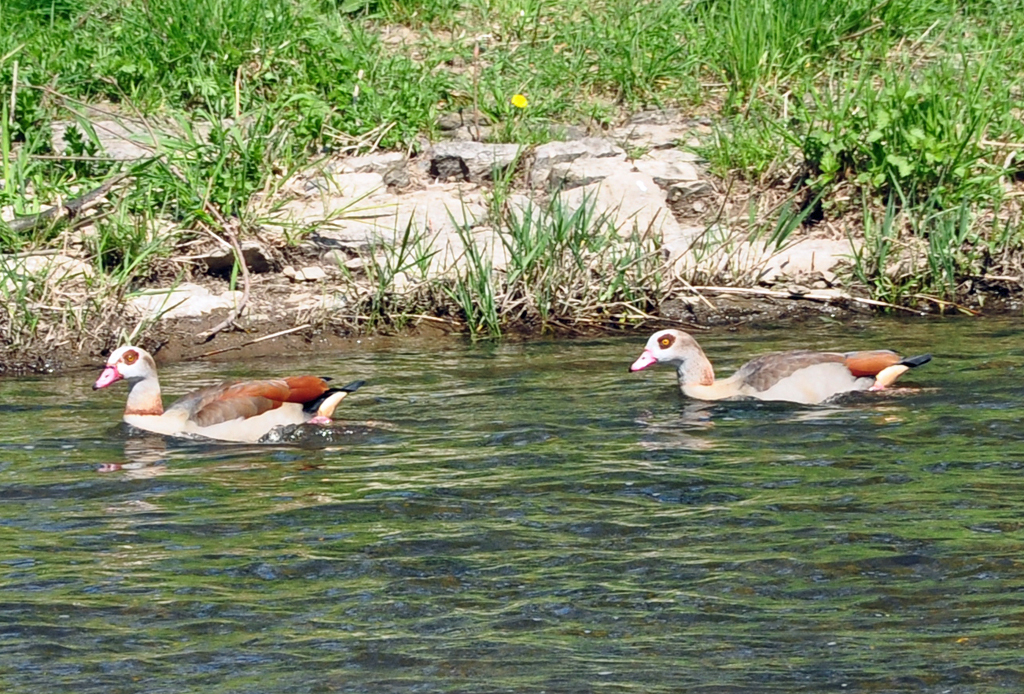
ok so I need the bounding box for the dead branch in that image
[691,285,929,315]
[3,170,133,234]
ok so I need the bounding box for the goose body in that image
[93,346,364,442]
[630,329,930,405]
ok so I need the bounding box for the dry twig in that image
[197,217,252,342]
[691,285,928,315]
[191,323,312,359]
[3,170,134,234]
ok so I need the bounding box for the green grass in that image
[2,0,1024,349]
[350,190,668,338]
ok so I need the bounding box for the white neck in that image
[125,375,164,416]
[676,349,715,387]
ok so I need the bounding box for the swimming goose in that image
[629,329,930,404]
[93,345,364,442]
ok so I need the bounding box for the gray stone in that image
[667,180,714,202]
[548,156,632,191]
[437,110,490,132]
[632,158,700,188]
[546,125,589,141]
[612,122,695,151]
[533,138,624,167]
[661,224,707,272]
[0,254,93,294]
[196,240,273,274]
[560,170,684,240]
[448,125,494,142]
[382,163,412,189]
[52,120,157,161]
[429,141,522,183]
[611,111,711,150]
[642,147,701,164]
[304,172,386,199]
[279,181,489,275]
[626,109,686,125]
[392,271,412,293]
[754,238,853,283]
[265,129,728,289]
[329,152,406,175]
[531,138,625,186]
[321,249,347,266]
[294,266,327,282]
[128,283,243,320]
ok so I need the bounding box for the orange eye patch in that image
[123,350,138,365]
[658,335,675,348]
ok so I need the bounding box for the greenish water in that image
[2,317,1024,693]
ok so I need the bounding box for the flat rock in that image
[429,141,522,182]
[128,282,242,320]
[303,171,387,198]
[665,233,856,284]
[195,240,273,274]
[445,125,494,143]
[611,111,710,150]
[660,225,707,271]
[612,122,694,151]
[268,130,724,286]
[51,120,157,161]
[560,170,683,239]
[0,253,93,293]
[531,138,625,186]
[293,266,327,282]
[437,110,491,132]
[667,180,715,202]
[344,256,366,271]
[632,155,701,188]
[548,156,632,191]
[533,138,624,166]
[754,238,853,283]
[329,152,407,175]
[639,147,701,164]
[281,182,489,275]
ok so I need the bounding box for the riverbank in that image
[3,0,1023,373]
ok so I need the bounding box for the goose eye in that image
[658,335,674,348]
[123,350,138,365]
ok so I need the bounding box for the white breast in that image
[740,362,873,404]
[124,403,308,442]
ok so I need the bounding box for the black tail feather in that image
[900,354,932,368]
[303,380,366,414]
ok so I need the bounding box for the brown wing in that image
[168,377,331,427]
[734,351,847,392]
[841,350,902,377]
[281,376,333,403]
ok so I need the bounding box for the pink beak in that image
[93,365,122,390]
[629,349,658,372]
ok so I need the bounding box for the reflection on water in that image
[2,317,1024,693]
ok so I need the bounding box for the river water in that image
[1,317,1023,693]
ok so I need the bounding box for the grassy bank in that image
[2,0,1024,353]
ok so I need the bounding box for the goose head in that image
[629,329,715,385]
[93,346,158,390]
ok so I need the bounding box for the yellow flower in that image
[510,94,528,109]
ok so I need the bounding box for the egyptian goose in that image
[629,329,931,404]
[93,345,364,442]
